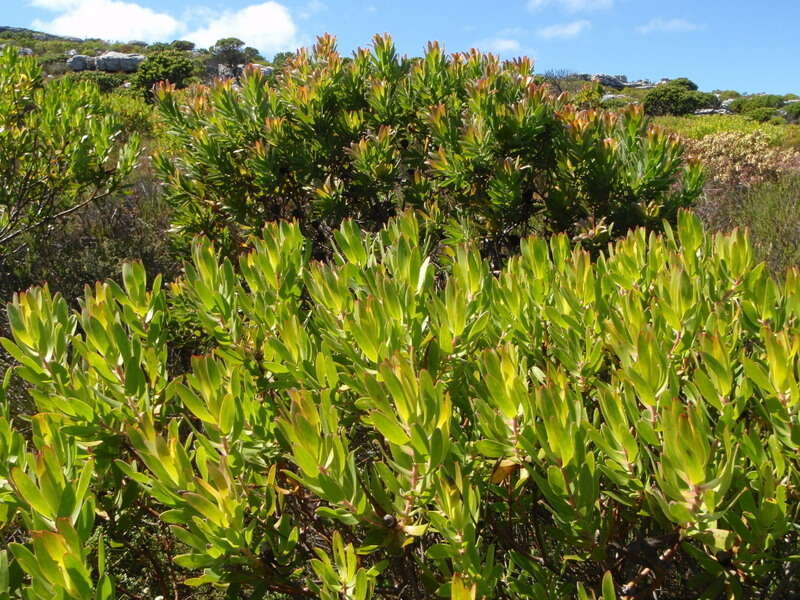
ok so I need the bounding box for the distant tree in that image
[539,68,577,93]
[146,42,170,52]
[669,77,699,91]
[210,37,247,70]
[243,46,263,63]
[133,49,197,98]
[644,82,718,116]
[270,50,295,71]
[170,40,196,52]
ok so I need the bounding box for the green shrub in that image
[744,107,780,123]
[0,47,139,258]
[132,49,199,98]
[100,91,157,139]
[654,114,800,149]
[63,70,127,93]
[783,102,800,122]
[713,89,742,101]
[153,34,703,258]
[600,97,633,111]
[668,77,699,91]
[643,83,718,116]
[170,40,196,52]
[730,94,785,114]
[4,211,800,598]
[571,81,603,109]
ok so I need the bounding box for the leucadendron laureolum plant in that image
[0,47,139,258]
[2,210,800,599]
[153,34,702,259]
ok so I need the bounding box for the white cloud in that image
[481,38,522,53]
[187,3,298,53]
[537,20,591,39]
[31,0,181,42]
[636,18,703,35]
[28,0,300,53]
[527,0,611,12]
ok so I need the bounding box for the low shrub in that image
[0,46,139,259]
[63,70,128,93]
[132,49,199,98]
[683,130,800,188]
[600,96,633,110]
[654,114,800,152]
[4,212,800,598]
[654,114,783,140]
[698,173,800,276]
[744,106,780,123]
[100,91,158,139]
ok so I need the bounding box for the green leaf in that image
[11,467,53,519]
[601,571,617,600]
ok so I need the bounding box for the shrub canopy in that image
[153,34,703,258]
[643,83,718,116]
[0,47,139,258]
[132,49,199,97]
[3,211,800,598]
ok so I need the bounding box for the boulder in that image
[694,108,733,116]
[625,79,655,89]
[67,54,96,71]
[95,51,145,73]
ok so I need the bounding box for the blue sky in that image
[5,0,798,94]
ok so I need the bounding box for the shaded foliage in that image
[3,212,800,599]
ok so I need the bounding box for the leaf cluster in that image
[153,34,703,259]
[3,212,800,599]
[0,47,139,258]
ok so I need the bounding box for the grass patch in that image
[654,114,800,148]
[698,173,800,276]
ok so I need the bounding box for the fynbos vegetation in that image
[1,26,800,600]
[154,35,702,258]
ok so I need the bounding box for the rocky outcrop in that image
[95,51,145,72]
[591,74,627,90]
[67,51,145,73]
[694,108,733,115]
[66,54,95,71]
